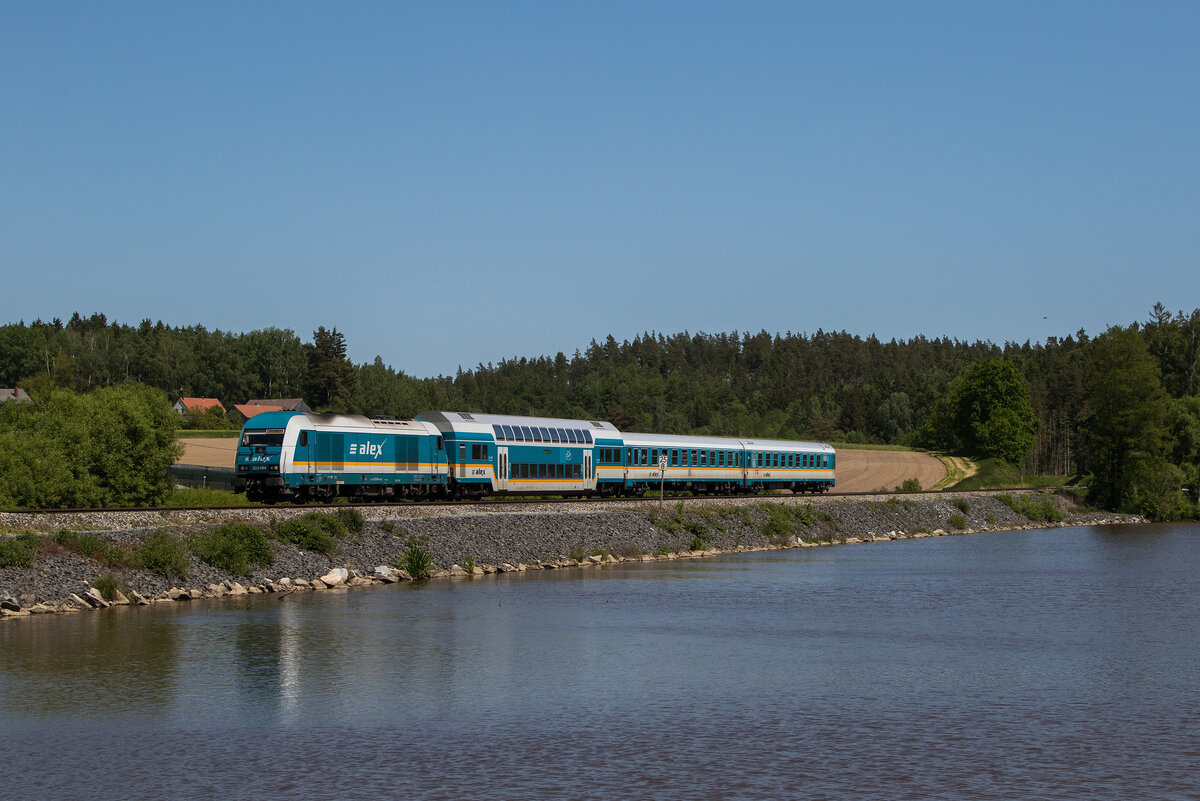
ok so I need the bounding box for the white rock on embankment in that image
[0,492,1141,617]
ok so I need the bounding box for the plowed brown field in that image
[177,439,946,493]
[831,449,946,493]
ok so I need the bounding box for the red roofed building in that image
[227,403,284,424]
[245,398,311,412]
[172,397,226,415]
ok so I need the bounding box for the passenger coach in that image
[617,432,835,495]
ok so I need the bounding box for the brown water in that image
[3,524,1199,799]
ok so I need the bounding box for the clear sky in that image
[3,1,1197,378]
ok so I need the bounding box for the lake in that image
[3,523,1198,800]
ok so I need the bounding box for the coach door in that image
[496,446,509,492]
[584,451,593,491]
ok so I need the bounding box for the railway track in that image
[4,486,1068,517]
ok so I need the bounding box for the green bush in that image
[273,513,343,555]
[947,514,967,530]
[953,497,971,513]
[132,529,189,578]
[189,523,273,574]
[758,503,814,544]
[0,532,40,568]
[54,529,130,567]
[92,573,129,602]
[995,493,1065,524]
[335,507,364,535]
[898,478,922,492]
[0,385,180,509]
[399,534,434,579]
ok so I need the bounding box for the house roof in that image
[177,397,225,413]
[0,387,30,402]
[246,398,309,411]
[231,403,283,418]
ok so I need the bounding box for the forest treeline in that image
[1,306,1198,516]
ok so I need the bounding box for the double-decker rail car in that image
[417,410,621,497]
[234,411,448,503]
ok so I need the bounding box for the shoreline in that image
[2,492,1143,619]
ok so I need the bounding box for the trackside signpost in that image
[659,453,668,508]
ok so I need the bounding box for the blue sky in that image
[3,1,1197,378]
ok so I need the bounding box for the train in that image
[233,409,836,504]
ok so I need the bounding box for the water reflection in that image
[2,524,1199,801]
[1,605,180,717]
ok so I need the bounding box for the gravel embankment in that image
[1,492,1141,618]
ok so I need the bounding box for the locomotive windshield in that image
[241,430,285,448]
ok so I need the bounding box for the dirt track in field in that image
[832,449,947,493]
[179,438,238,469]
[177,439,947,493]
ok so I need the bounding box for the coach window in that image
[651,449,658,465]
[583,431,593,444]
[500,425,513,441]
[529,428,540,443]
[458,444,466,460]
[492,425,504,441]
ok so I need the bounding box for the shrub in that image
[54,529,130,567]
[273,513,342,555]
[898,478,922,492]
[995,493,1065,524]
[335,507,364,535]
[189,523,273,574]
[380,520,396,533]
[92,573,129,602]
[399,534,434,579]
[132,529,189,578]
[462,553,476,573]
[0,532,40,568]
[953,498,971,514]
[947,514,967,530]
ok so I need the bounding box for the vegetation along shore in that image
[1,492,1141,619]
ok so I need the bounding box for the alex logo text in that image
[349,440,387,459]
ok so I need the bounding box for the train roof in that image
[418,410,620,434]
[621,430,834,452]
[238,411,439,435]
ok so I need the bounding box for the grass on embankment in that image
[950,456,1073,491]
[830,442,921,452]
[164,488,260,507]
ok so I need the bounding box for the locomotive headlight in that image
[269,465,279,473]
